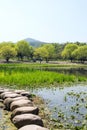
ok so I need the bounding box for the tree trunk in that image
[6,58,9,63]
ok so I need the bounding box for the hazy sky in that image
[0,0,87,43]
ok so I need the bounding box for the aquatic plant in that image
[0,63,86,88]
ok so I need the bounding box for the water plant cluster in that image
[50,90,87,130]
[0,63,87,89]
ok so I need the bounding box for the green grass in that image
[0,63,87,89]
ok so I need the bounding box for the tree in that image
[34,44,55,63]
[16,40,32,60]
[42,44,55,62]
[52,43,65,60]
[34,47,48,63]
[61,43,78,62]
[0,42,17,62]
[72,45,87,63]
[29,46,34,60]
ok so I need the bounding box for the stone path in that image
[0,88,49,130]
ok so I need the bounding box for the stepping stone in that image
[11,106,39,119]
[0,92,14,99]
[12,114,44,129]
[21,91,31,98]
[0,89,6,94]
[10,99,33,111]
[0,89,10,94]
[4,96,28,110]
[0,99,3,103]
[14,90,25,94]
[3,93,20,100]
[18,125,49,130]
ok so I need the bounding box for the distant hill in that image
[24,38,46,47]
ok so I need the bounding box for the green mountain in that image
[24,38,46,47]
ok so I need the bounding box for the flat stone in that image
[0,89,10,94]
[0,89,5,94]
[18,125,49,130]
[11,106,39,119]
[12,114,44,128]
[14,90,25,94]
[3,93,20,100]
[0,99,3,103]
[21,91,31,98]
[0,92,14,99]
[4,96,28,110]
[10,99,33,111]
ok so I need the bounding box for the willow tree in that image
[72,45,87,63]
[34,44,55,63]
[61,43,78,62]
[0,42,17,62]
[16,40,32,60]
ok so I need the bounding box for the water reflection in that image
[42,67,87,77]
[0,108,2,119]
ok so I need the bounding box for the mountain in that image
[24,38,46,47]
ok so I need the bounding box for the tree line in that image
[0,40,87,63]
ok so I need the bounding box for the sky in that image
[0,0,87,43]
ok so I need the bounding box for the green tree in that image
[42,44,55,62]
[16,40,32,60]
[72,45,87,63]
[34,47,48,63]
[61,43,78,62]
[34,44,55,63]
[52,43,65,60]
[0,42,17,62]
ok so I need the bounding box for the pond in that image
[42,67,87,77]
[32,84,87,129]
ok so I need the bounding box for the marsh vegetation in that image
[32,85,87,129]
[0,62,87,130]
[0,63,86,89]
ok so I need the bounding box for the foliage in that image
[16,40,33,60]
[0,63,86,88]
[61,43,78,61]
[0,42,17,62]
[0,40,87,63]
[34,46,48,63]
[52,43,65,59]
[34,44,55,62]
[72,45,87,63]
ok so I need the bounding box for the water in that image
[42,67,87,77]
[32,84,87,128]
[0,108,2,119]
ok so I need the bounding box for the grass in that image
[0,63,87,89]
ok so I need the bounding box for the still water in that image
[32,84,87,128]
[42,67,87,77]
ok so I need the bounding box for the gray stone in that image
[11,106,39,119]
[10,99,33,111]
[12,114,44,128]
[14,90,25,94]
[0,89,5,94]
[0,92,14,99]
[0,99,3,103]
[0,89,10,94]
[18,125,49,130]
[4,96,28,110]
[21,91,31,98]
[3,93,20,100]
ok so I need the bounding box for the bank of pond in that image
[32,84,87,129]
[0,84,87,130]
[0,87,50,130]
[0,63,86,88]
[0,63,87,129]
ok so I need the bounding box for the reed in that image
[0,63,86,88]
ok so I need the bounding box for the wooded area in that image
[0,41,87,63]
